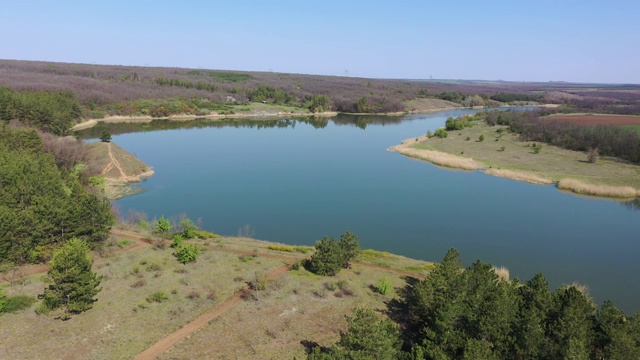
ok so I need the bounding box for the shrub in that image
[499,146,506,152]
[175,244,199,264]
[466,136,471,141]
[376,277,392,295]
[179,218,198,239]
[267,245,296,252]
[426,130,433,138]
[1,294,37,313]
[532,143,542,154]
[192,230,220,239]
[325,282,338,291]
[249,272,268,291]
[171,234,184,249]
[588,147,599,163]
[153,216,172,236]
[146,291,169,303]
[479,134,485,142]
[434,128,448,138]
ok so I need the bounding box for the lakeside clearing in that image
[390,123,640,199]
[0,227,432,359]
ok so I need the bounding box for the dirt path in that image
[1,230,150,285]
[105,142,127,178]
[134,262,292,360]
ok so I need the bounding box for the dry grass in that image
[392,146,483,170]
[158,263,410,359]
[492,266,510,282]
[0,242,282,360]
[557,179,639,198]
[484,168,553,185]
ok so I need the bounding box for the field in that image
[546,114,640,126]
[397,123,640,197]
[0,228,432,359]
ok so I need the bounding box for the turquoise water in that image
[104,110,640,313]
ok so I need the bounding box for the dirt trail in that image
[1,230,150,285]
[134,262,292,360]
[104,142,127,178]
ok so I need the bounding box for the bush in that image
[1,294,37,313]
[146,291,169,303]
[532,143,542,154]
[175,244,199,264]
[479,134,485,142]
[376,277,392,295]
[434,128,448,138]
[267,245,296,252]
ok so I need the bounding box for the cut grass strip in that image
[557,178,639,198]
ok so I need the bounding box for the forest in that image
[0,125,114,263]
[307,249,640,360]
[2,59,640,119]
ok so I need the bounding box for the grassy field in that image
[623,125,640,134]
[405,123,640,196]
[0,229,432,359]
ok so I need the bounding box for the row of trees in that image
[0,126,114,263]
[481,110,640,163]
[309,249,640,359]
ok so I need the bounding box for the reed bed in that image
[557,178,639,198]
[484,168,553,185]
[393,147,482,170]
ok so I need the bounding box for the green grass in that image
[622,125,640,134]
[411,123,640,190]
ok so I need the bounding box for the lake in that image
[84,110,640,313]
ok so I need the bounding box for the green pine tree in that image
[41,238,102,315]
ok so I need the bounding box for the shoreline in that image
[70,103,547,131]
[390,135,640,200]
[71,110,339,131]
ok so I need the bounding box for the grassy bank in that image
[0,227,433,359]
[393,123,640,199]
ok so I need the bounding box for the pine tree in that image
[333,308,402,359]
[41,238,102,315]
[308,236,344,276]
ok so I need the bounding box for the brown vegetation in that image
[546,114,640,126]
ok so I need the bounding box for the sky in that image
[1,0,639,83]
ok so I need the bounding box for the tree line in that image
[482,110,640,163]
[0,126,114,263]
[308,248,640,359]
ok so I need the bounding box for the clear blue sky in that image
[2,0,639,83]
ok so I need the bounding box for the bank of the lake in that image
[82,109,640,313]
[392,123,640,199]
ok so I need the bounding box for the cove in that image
[85,110,640,313]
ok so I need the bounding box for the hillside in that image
[3,59,640,126]
[84,141,154,199]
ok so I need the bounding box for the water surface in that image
[93,110,640,313]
